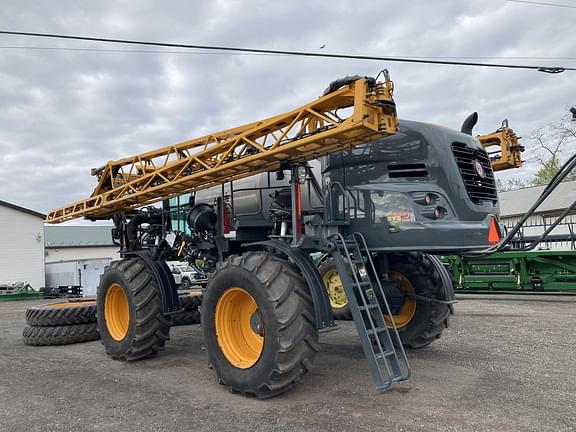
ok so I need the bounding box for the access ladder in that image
[330,232,411,390]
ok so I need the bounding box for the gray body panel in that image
[194,120,499,254]
[322,120,499,252]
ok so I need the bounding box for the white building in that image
[44,225,121,297]
[44,225,120,263]
[0,200,46,289]
[498,180,576,250]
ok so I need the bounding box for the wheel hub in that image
[215,287,264,369]
[323,269,348,309]
[384,272,417,328]
[250,310,264,335]
[104,283,130,341]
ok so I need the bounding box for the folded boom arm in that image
[47,74,398,223]
[477,119,524,172]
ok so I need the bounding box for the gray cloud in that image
[0,0,574,218]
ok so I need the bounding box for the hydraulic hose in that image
[462,153,576,256]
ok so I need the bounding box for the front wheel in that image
[97,258,170,361]
[202,252,319,398]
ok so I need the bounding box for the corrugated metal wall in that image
[501,214,576,250]
[45,246,120,263]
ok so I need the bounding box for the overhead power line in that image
[0,45,286,57]
[1,45,576,62]
[0,30,574,73]
[504,0,576,9]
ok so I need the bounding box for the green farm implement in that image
[444,250,576,293]
[0,283,43,302]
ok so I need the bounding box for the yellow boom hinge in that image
[477,119,524,172]
[47,72,398,223]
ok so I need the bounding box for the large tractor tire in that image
[385,252,452,349]
[22,323,100,346]
[25,300,97,326]
[97,258,170,361]
[319,258,353,320]
[319,252,452,348]
[171,293,202,326]
[202,252,319,398]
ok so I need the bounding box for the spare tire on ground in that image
[22,322,100,346]
[25,300,97,326]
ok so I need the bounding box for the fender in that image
[247,240,335,330]
[428,254,456,313]
[125,250,180,314]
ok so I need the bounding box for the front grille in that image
[452,142,497,203]
[387,163,428,178]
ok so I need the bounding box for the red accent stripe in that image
[295,183,303,236]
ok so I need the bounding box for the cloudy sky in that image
[0,0,574,221]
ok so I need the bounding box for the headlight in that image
[370,191,416,224]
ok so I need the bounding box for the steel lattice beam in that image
[47,75,398,223]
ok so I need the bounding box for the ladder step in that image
[375,350,397,360]
[358,303,379,311]
[366,327,387,335]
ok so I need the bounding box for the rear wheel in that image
[385,253,452,348]
[202,252,319,398]
[97,258,170,361]
[171,293,202,326]
[319,253,452,347]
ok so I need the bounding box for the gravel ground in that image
[0,295,574,432]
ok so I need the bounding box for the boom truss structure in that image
[47,74,398,223]
[477,120,524,172]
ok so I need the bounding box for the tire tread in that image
[25,302,97,326]
[23,323,100,346]
[170,295,202,326]
[98,258,170,361]
[207,252,319,398]
[390,252,452,349]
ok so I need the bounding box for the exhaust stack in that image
[461,112,479,135]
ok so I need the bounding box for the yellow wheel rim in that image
[323,269,349,309]
[215,287,264,369]
[104,283,130,341]
[384,272,417,328]
[322,266,416,328]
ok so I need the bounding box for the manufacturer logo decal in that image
[473,159,486,178]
